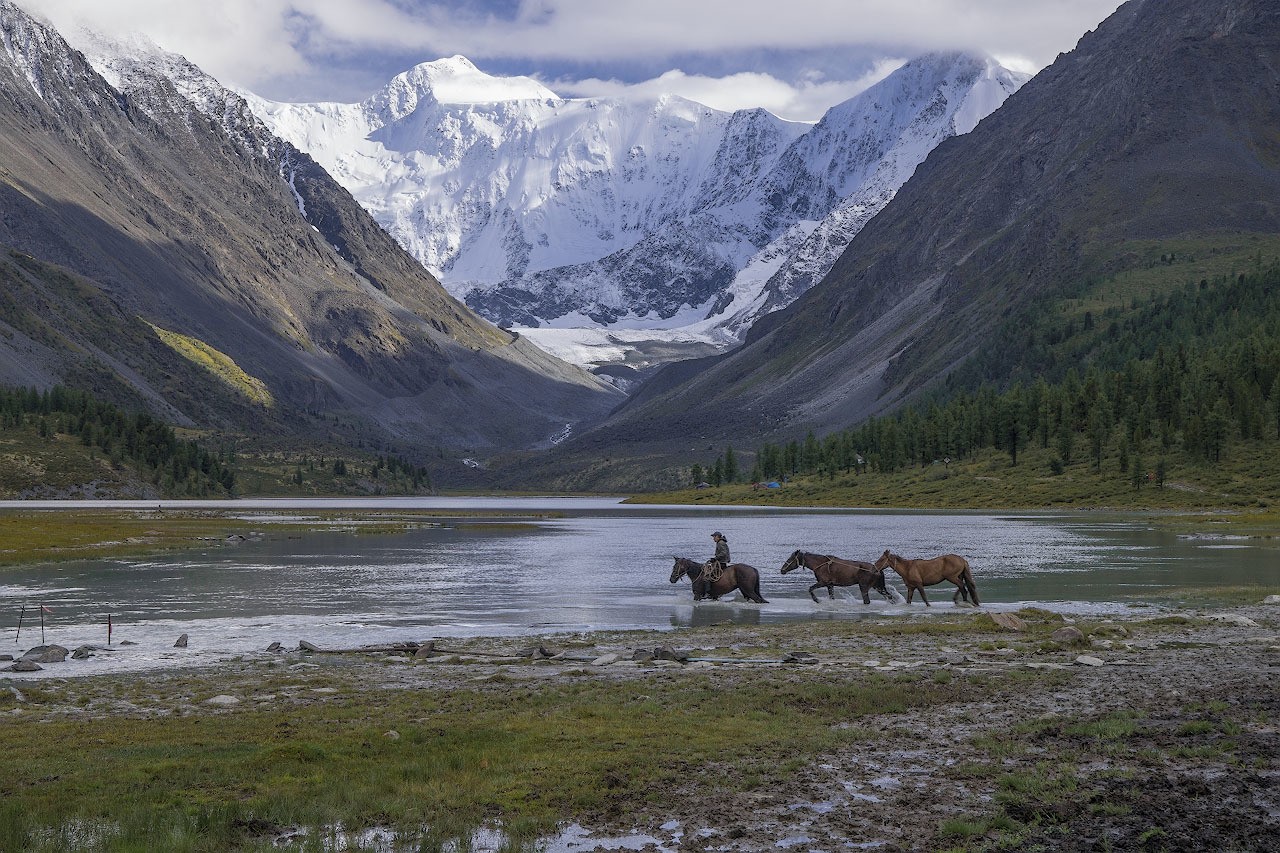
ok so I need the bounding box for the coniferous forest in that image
[712,265,1280,487]
[0,385,235,497]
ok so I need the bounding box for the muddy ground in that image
[5,605,1278,852]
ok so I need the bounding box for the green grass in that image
[147,322,274,408]
[0,509,442,569]
[635,439,1280,518]
[0,667,986,851]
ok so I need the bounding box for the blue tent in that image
[765,481,781,489]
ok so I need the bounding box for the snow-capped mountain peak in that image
[242,51,1027,374]
[367,54,557,121]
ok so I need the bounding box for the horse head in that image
[780,549,805,574]
[670,557,698,583]
[873,549,895,571]
[869,568,889,597]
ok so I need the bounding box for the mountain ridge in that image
[246,52,1026,342]
[514,0,1280,489]
[0,2,620,464]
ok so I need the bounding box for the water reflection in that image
[2,500,1277,674]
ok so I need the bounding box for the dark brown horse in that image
[780,550,890,604]
[670,557,768,603]
[873,550,979,606]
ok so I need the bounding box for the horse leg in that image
[827,584,836,600]
[808,582,822,603]
[918,586,932,607]
[749,576,769,604]
[952,580,965,604]
[859,580,871,605]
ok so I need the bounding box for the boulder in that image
[266,641,282,652]
[1051,626,1087,645]
[20,645,68,663]
[204,695,240,706]
[413,643,436,659]
[1263,594,1280,605]
[1074,655,1106,667]
[5,660,41,672]
[654,646,689,662]
[1206,614,1259,627]
[298,640,321,652]
[591,653,620,666]
[631,648,655,662]
[71,646,95,660]
[174,634,188,648]
[383,730,400,740]
[990,613,1028,632]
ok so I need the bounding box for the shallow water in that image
[2,498,1277,676]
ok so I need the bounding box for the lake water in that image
[2,497,1277,675]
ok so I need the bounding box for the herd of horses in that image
[669,549,980,607]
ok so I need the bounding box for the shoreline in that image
[2,602,1276,850]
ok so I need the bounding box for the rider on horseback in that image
[706,532,730,582]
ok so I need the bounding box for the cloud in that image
[19,0,1123,108]
[554,59,905,123]
[19,0,440,89]
[408,1,1123,69]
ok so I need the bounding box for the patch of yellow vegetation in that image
[146,322,273,407]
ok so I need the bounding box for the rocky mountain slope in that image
[248,53,1025,339]
[531,0,1280,488]
[0,2,619,459]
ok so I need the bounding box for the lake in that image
[2,497,1276,675]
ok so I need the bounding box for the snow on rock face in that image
[247,51,1025,358]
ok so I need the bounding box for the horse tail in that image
[752,573,769,604]
[962,561,980,606]
[747,568,768,601]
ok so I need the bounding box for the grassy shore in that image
[632,443,1280,526]
[1,606,1276,851]
[0,508,499,569]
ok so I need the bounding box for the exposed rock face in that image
[549,0,1280,479]
[248,53,1024,336]
[0,3,619,456]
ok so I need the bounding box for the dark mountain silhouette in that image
[0,2,619,460]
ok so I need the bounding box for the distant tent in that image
[695,482,712,489]
[765,481,781,489]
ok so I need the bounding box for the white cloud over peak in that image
[19,0,1122,113]
[554,59,905,123]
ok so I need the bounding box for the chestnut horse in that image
[780,550,890,604]
[873,550,979,606]
[670,557,768,603]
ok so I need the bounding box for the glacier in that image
[244,52,1026,378]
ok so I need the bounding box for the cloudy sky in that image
[23,0,1123,121]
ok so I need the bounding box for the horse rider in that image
[706,531,730,582]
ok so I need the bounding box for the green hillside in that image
[662,263,1280,512]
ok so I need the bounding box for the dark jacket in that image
[714,538,730,565]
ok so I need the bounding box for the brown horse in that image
[780,550,890,604]
[873,550,979,606]
[670,557,768,603]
